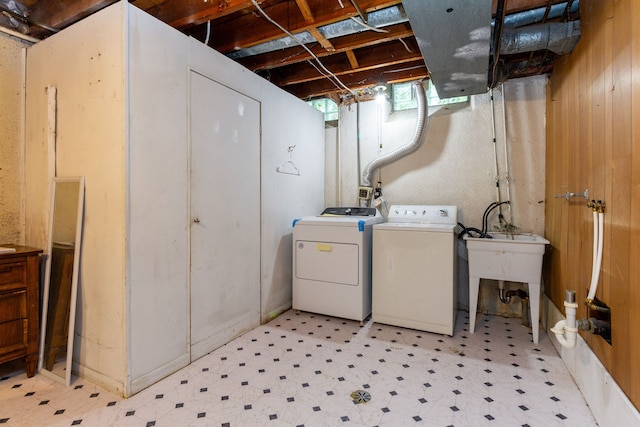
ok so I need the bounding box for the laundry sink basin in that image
[464,232,550,344]
[464,233,549,283]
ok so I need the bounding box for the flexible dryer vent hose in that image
[360,80,429,187]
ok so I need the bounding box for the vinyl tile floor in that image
[0,310,598,427]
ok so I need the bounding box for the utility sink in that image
[464,232,549,343]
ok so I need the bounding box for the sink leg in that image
[528,282,541,344]
[469,276,480,334]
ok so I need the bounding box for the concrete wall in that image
[0,32,31,244]
[326,76,547,315]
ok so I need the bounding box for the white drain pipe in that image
[551,201,605,348]
[551,290,578,349]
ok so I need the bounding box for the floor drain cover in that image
[350,390,372,404]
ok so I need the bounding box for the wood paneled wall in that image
[545,0,640,410]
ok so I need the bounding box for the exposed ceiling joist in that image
[285,58,428,98]
[204,0,402,52]
[237,22,414,71]
[16,0,581,100]
[308,27,335,50]
[345,49,359,69]
[267,39,422,87]
[147,0,265,29]
[28,0,117,31]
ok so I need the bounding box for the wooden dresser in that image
[0,245,42,377]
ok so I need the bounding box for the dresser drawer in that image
[0,291,27,323]
[0,319,27,352]
[0,262,26,293]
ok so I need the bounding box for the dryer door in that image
[295,240,359,286]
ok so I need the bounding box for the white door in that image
[189,71,261,360]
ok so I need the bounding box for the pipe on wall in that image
[551,290,578,349]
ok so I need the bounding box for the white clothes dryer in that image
[292,207,383,322]
[372,205,458,335]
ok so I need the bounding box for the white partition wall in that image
[25,1,324,396]
[187,39,326,324]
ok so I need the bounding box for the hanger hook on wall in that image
[277,145,301,176]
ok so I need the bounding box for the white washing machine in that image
[292,207,383,322]
[372,205,458,335]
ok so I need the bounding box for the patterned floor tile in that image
[0,310,599,427]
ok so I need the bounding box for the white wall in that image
[26,4,128,393]
[0,32,31,245]
[126,5,191,392]
[25,1,324,396]
[328,76,547,313]
[188,37,325,324]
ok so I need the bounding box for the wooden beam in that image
[206,0,402,51]
[266,39,422,86]
[283,60,428,99]
[308,27,335,51]
[294,0,315,22]
[237,22,414,71]
[345,50,359,69]
[349,0,367,23]
[146,0,266,28]
[293,0,336,51]
[28,0,118,32]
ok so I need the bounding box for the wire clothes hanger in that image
[276,145,301,176]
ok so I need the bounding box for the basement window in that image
[392,80,469,112]
[307,98,339,122]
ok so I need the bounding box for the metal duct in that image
[361,81,428,187]
[500,21,581,55]
[227,1,579,70]
[227,5,407,60]
[502,1,579,28]
[403,0,493,98]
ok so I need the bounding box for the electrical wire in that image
[398,38,412,53]
[204,20,211,45]
[349,16,389,33]
[380,65,425,75]
[250,0,355,95]
[306,60,353,94]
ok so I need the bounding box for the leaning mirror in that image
[38,177,85,386]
